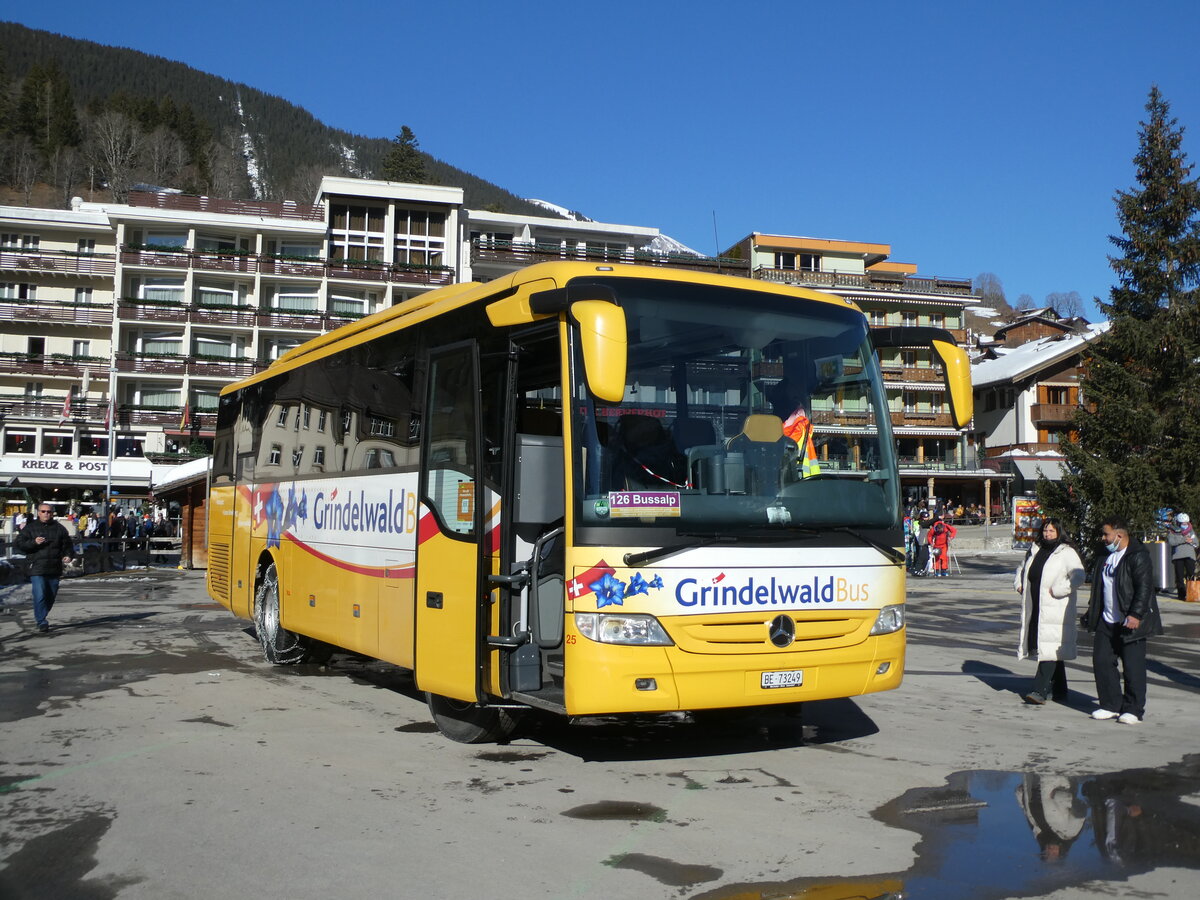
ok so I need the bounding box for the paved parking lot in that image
[2,556,1198,899]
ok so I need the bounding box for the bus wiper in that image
[830,526,905,565]
[623,535,725,567]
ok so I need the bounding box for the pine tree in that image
[380,126,426,183]
[1040,87,1200,541]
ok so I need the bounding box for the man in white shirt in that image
[1081,516,1162,724]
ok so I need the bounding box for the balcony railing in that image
[117,299,189,323]
[0,352,109,378]
[0,395,108,423]
[890,411,956,428]
[127,190,326,222]
[1030,403,1082,425]
[120,245,456,286]
[188,357,266,378]
[1,248,116,276]
[113,352,268,379]
[115,352,187,374]
[117,406,214,430]
[0,297,114,325]
[190,305,258,328]
[470,238,748,274]
[754,266,974,297]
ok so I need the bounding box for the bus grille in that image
[208,542,231,603]
[669,611,876,654]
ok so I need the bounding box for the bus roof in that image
[222,261,859,395]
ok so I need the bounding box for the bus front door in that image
[414,344,486,702]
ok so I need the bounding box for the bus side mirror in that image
[931,339,973,427]
[871,326,973,428]
[571,301,627,404]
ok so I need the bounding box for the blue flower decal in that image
[590,572,626,608]
[627,572,650,596]
[264,488,285,549]
[647,575,663,590]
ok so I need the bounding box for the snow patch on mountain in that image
[234,91,264,199]
[525,199,591,221]
[648,234,703,257]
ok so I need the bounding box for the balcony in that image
[256,309,326,331]
[118,299,188,323]
[127,190,326,222]
[115,352,187,375]
[0,352,109,378]
[755,266,974,297]
[470,238,748,275]
[118,243,457,287]
[121,246,260,274]
[1031,403,1082,426]
[260,256,326,278]
[325,259,455,286]
[0,395,108,423]
[1,248,116,277]
[117,406,213,430]
[891,411,956,429]
[188,357,265,378]
[191,305,257,328]
[0,297,114,325]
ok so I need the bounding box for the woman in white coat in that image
[1015,518,1086,704]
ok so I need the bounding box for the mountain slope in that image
[0,21,556,216]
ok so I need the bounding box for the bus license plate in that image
[761,669,803,689]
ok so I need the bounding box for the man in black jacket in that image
[15,504,75,633]
[1082,515,1163,724]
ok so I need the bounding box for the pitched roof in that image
[971,322,1110,388]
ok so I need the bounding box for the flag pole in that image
[103,365,116,514]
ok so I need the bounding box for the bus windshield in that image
[570,277,899,535]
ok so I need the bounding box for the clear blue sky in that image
[11,1,1200,319]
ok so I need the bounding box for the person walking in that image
[927,516,957,577]
[1082,515,1163,724]
[1166,512,1196,602]
[14,503,76,634]
[1015,518,1086,704]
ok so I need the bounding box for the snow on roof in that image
[152,455,211,491]
[971,322,1110,388]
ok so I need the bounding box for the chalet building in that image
[723,232,1003,513]
[971,319,1109,496]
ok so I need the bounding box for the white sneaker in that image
[1117,712,1141,725]
[1091,708,1119,720]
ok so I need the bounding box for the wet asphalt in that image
[1,556,1199,900]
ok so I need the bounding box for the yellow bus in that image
[206,261,971,742]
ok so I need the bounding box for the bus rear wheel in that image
[425,692,519,743]
[254,562,310,665]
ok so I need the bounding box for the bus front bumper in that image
[563,629,905,716]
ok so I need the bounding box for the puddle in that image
[0,650,254,724]
[0,811,142,898]
[691,755,1200,899]
[604,852,723,887]
[475,750,550,763]
[562,800,667,822]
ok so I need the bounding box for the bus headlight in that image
[869,604,905,635]
[574,612,673,646]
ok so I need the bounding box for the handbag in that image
[1186,578,1200,603]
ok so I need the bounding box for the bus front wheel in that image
[253,562,309,665]
[425,692,518,743]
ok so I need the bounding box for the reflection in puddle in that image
[692,756,1200,899]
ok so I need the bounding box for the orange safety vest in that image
[782,410,821,478]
